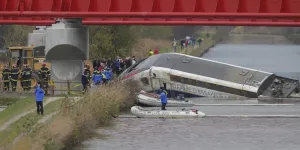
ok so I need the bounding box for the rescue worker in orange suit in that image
[81,64,91,92]
[10,64,20,91]
[2,65,11,91]
[38,63,51,95]
[21,64,32,91]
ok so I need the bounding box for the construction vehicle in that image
[1,46,51,89]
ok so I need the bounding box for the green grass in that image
[189,38,214,56]
[189,27,231,56]
[0,97,20,106]
[0,98,64,148]
[0,97,36,126]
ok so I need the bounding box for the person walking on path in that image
[35,82,45,115]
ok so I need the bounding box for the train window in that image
[180,77,185,83]
[140,77,149,85]
[170,75,180,82]
[190,79,197,86]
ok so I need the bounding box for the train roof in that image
[135,53,274,85]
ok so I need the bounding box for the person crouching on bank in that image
[35,82,45,115]
[160,87,168,110]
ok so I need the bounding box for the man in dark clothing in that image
[92,60,97,69]
[107,58,113,68]
[120,59,125,71]
[81,64,91,92]
[2,65,11,91]
[125,57,132,68]
[180,39,185,50]
[197,38,203,47]
[10,64,20,91]
[38,63,51,95]
[16,57,21,68]
[21,64,32,91]
[114,57,121,76]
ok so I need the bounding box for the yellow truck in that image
[0,46,51,88]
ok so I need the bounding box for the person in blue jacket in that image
[35,82,45,115]
[92,68,103,85]
[103,67,113,81]
[160,87,168,110]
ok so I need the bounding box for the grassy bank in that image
[0,99,64,149]
[10,80,140,150]
[189,27,232,57]
[0,97,36,126]
[0,97,21,106]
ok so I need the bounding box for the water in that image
[76,42,300,150]
[203,44,300,80]
[76,118,300,150]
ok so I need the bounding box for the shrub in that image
[0,97,20,106]
[32,79,140,150]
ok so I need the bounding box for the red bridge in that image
[0,0,300,26]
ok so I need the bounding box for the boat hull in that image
[131,106,205,118]
[137,92,195,107]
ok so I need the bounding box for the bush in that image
[32,79,140,149]
[0,97,20,106]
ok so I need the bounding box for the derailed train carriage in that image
[119,53,300,98]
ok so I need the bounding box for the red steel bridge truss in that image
[0,0,300,26]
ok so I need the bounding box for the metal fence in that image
[0,79,83,96]
[49,80,82,95]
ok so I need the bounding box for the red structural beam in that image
[0,19,300,27]
[0,11,300,19]
[0,0,300,26]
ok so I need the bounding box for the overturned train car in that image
[119,53,300,98]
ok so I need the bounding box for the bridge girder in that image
[0,0,300,26]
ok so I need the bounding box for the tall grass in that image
[30,79,140,150]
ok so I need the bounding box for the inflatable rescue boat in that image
[130,106,205,118]
[137,90,195,107]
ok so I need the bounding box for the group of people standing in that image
[81,56,137,92]
[1,63,50,93]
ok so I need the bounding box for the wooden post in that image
[67,80,70,95]
[51,83,54,96]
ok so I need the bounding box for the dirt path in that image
[0,97,63,132]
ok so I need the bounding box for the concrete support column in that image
[45,18,89,95]
[27,26,46,57]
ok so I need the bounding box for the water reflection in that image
[76,118,300,150]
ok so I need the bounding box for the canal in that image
[74,37,300,150]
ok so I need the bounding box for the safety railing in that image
[49,80,82,96]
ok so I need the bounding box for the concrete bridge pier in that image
[45,19,89,95]
[27,26,46,57]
